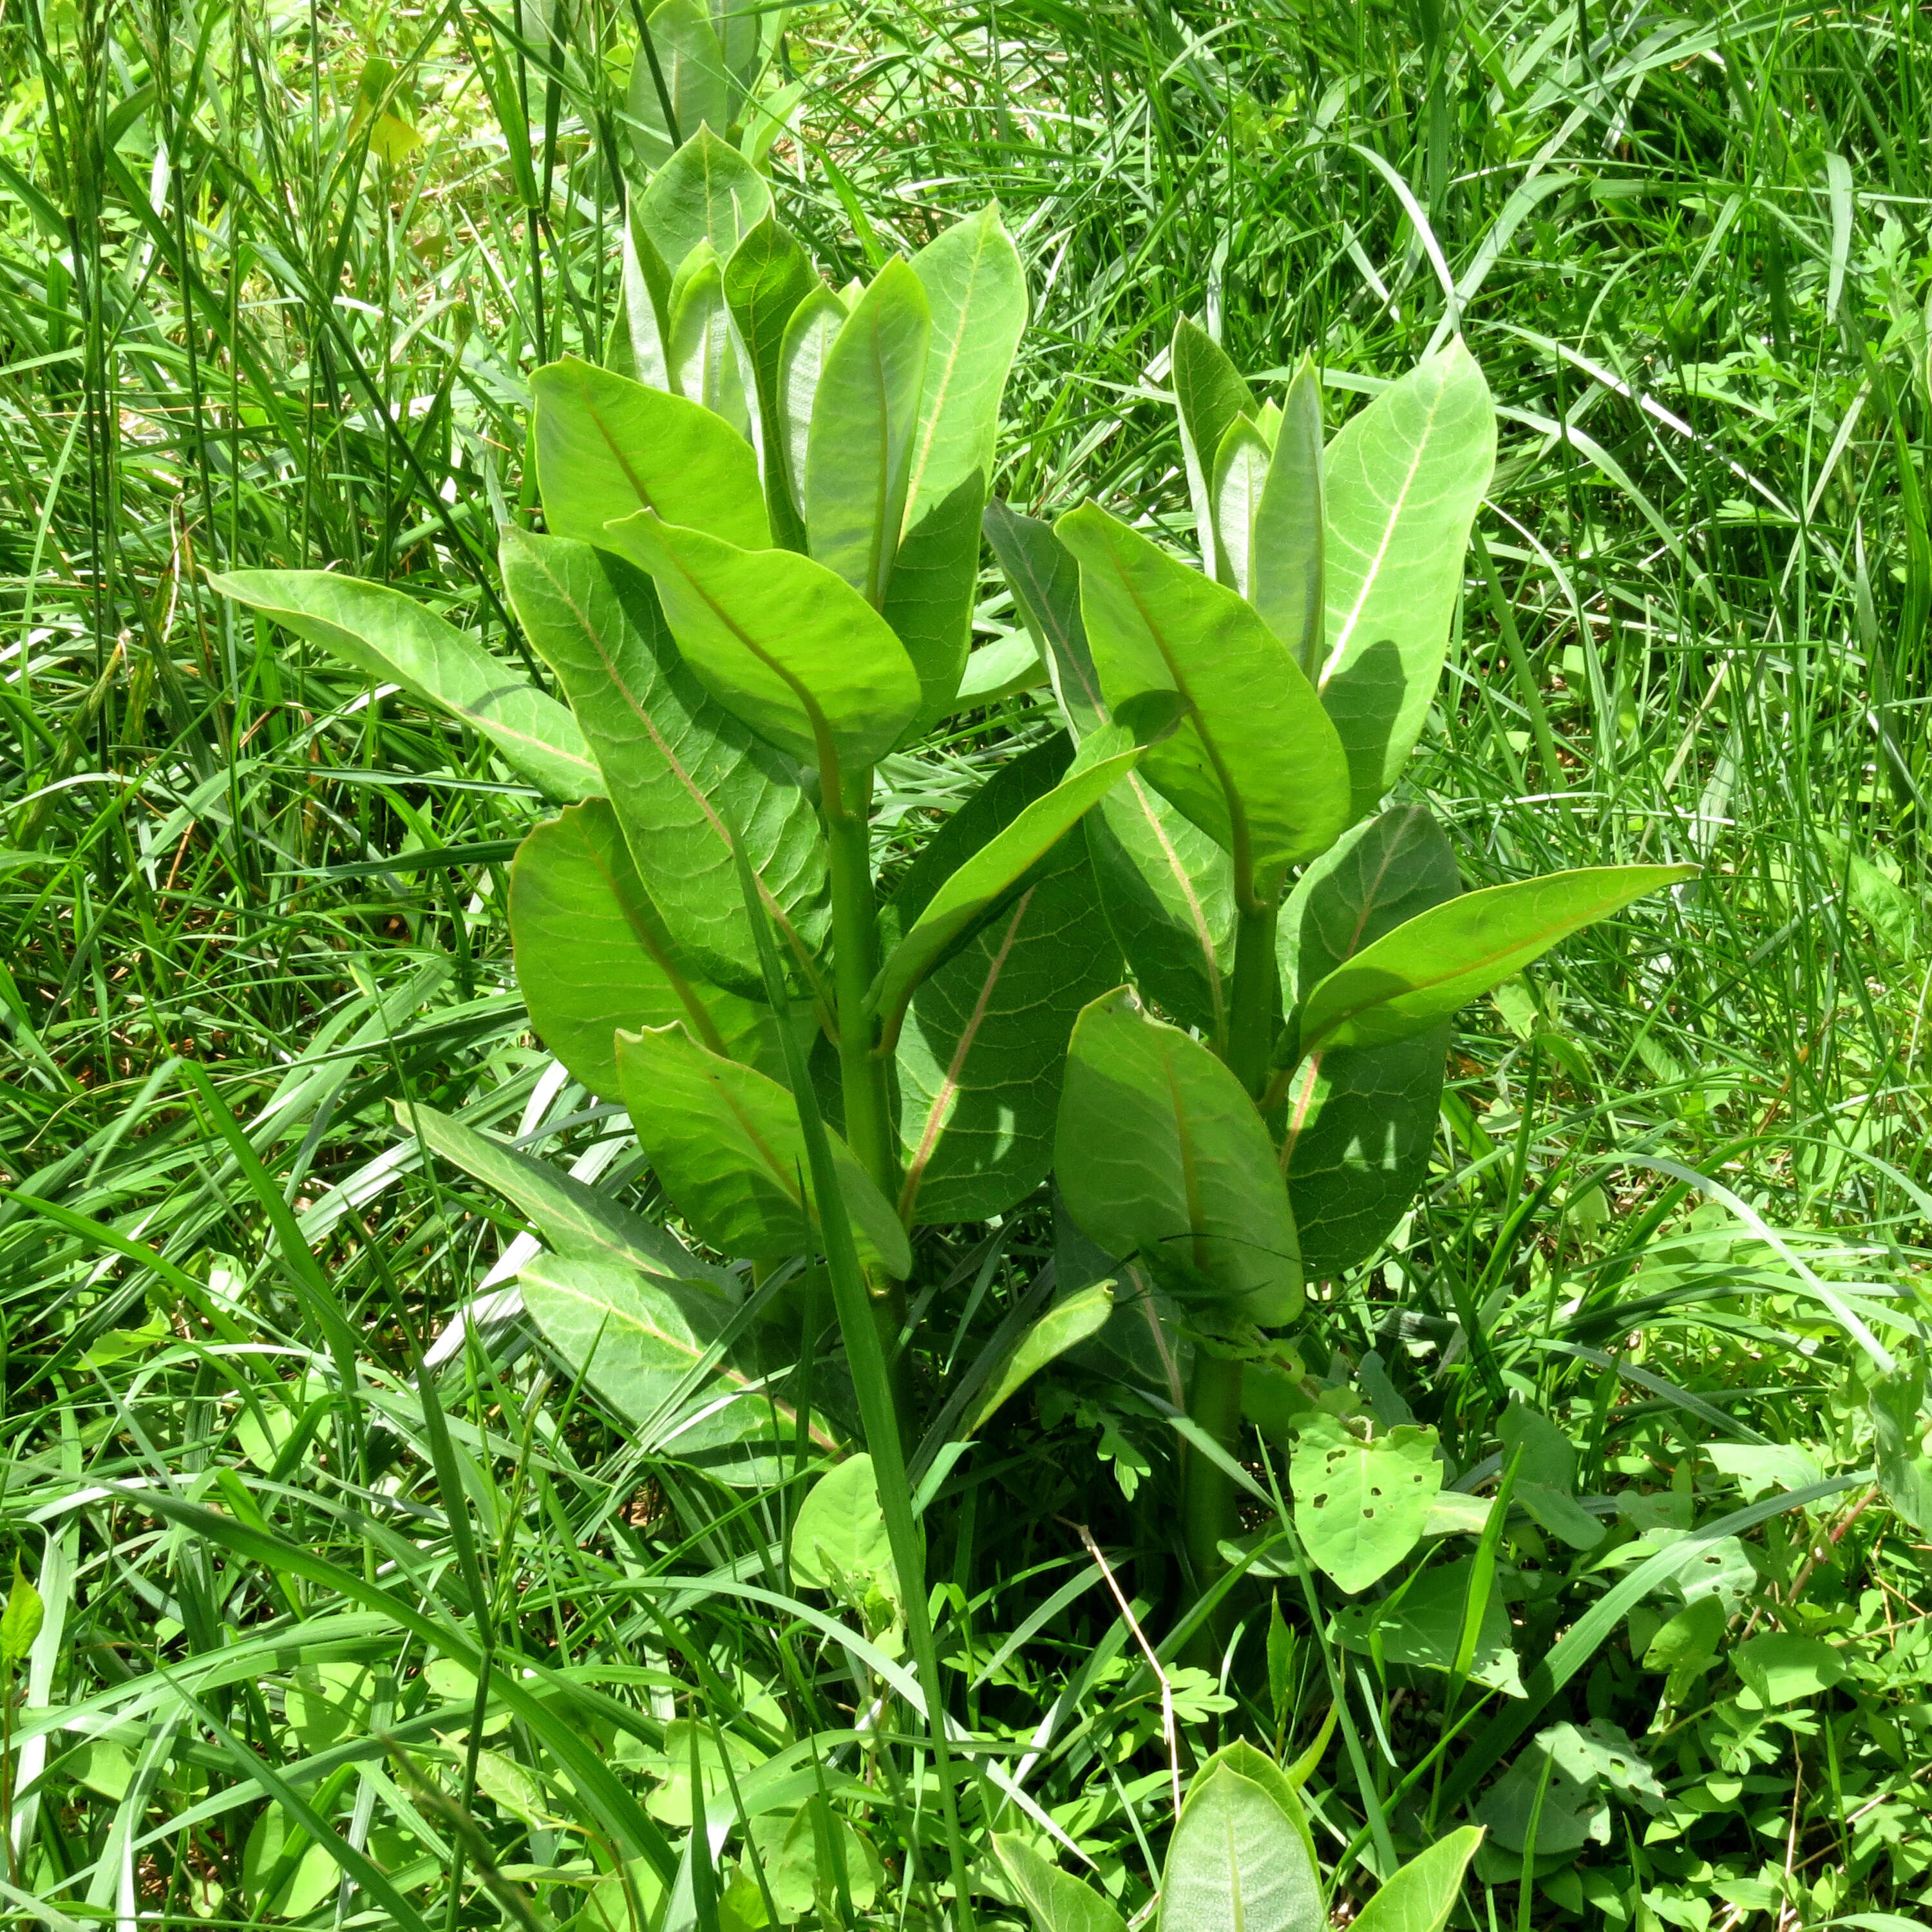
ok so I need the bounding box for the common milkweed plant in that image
[213,126,1687,1619]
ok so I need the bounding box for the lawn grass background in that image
[5,1,1932,1927]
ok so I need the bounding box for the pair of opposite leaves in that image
[998,1740,1481,1932]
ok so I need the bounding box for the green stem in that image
[1182,893,1282,1659]
[826,773,893,1188]
[1225,896,1280,1098]
[824,769,909,1423]
[1183,1350,1245,1620]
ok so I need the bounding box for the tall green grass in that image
[6,1,1932,1927]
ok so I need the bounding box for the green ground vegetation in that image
[6,3,1932,1931]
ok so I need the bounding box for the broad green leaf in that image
[1289,1412,1441,1593]
[1057,988,1301,1323]
[1641,1595,1725,1673]
[1515,1481,1605,1550]
[530,356,768,551]
[519,1255,822,1457]
[985,497,1104,733]
[1474,1742,1600,1860]
[601,513,922,772]
[1499,1400,1577,1493]
[244,1808,337,1917]
[624,5,730,175]
[1318,341,1497,816]
[884,472,990,735]
[1278,1030,1446,1279]
[983,503,1235,1029]
[1160,1754,1321,1932]
[618,203,674,390]
[1087,781,1236,1041]
[1732,1631,1848,1703]
[903,206,1027,531]
[1208,1741,1321,1873]
[1,1569,43,1667]
[1278,808,1461,1276]
[509,800,782,1092]
[870,727,1148,1037]
[473,1750,546,1830]
[1703,1441,1826,1500]
[884,208,1027,729]
[636,124,771,269]
[1171,317,1256,582]
[1296,864,1694,1056]
[1280,806,1463,1000]
[406,1101,728,1289]
[1056,503,1350,889]
[615,1025,911,1277]
[1871,1367,1932,1530]
[207,570,594,800]
[750,1802,884,1922]
[790,1454,895,1592]
[665,242,749,434]
[775,285,846,513]
[952,630,1046,709]
[969,1282,1115,1432]
[790,1454,906,1653]
[804,259,931,609]
[1254,357,1325,677]
[893,781,1124,1226]
[723,216,819,546]
[1350,1829,1483,1932]
[500,528,827,997]
[1209,415,1271,596]
[1334,1556,1523,1696]
[994,1833,1126,1932]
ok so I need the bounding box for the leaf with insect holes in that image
[1290,1413,1442,1593]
